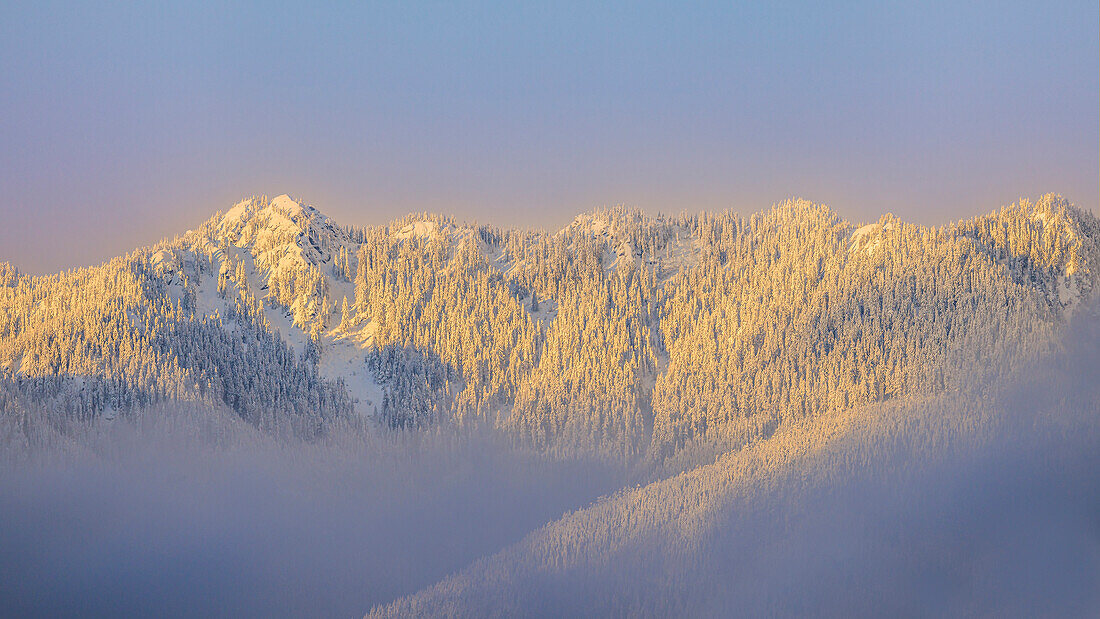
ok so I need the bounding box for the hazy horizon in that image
[2,1,1097,274]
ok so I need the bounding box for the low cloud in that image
[0,423,627,617]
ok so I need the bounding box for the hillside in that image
[1,194,1097,466]
[373,299,1100,616]
[2,193,1099,615]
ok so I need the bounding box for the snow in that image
[191,271,225,318]
[559,210,702,279]
[150,249,177,272]
[270,193,306,215]
[656,227,702,278]
[520,294,559,323]
[395,220,439,240]
[318,323,385,417]
[211,198,385,414]
[849,219,897,256]
[221,200,252,225]
[850,223,878,244]
[1057,275,1081,306]
[166,227,386,417]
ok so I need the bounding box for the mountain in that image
[3,193,1100,615]
[1,194,1097,466]
[373,297,1100,616]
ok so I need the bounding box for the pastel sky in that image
[1,1,1097,274]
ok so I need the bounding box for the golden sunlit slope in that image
[1,194,1097,465]
[372,300,1100,616]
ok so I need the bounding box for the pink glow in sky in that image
[1,1,1097,273]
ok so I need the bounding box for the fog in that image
[465,431,1100,617]
[715,303,1100,615]
[3,309,1099,617]
[646,306,1098,616]
[695,414,1100,616]
[369,303,1100,617]
[0,422,628,617]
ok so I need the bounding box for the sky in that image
[1,1,1097,274]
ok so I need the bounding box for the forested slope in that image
[1,194,1096,466]
[372,299,1100,616]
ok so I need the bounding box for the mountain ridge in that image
[2,193,1097,466]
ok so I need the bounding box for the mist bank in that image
[374,304,1100,617]
[1,298,1097,618]
[0,415,629,617]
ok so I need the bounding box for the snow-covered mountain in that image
[373,297,1100,616]
[2,194,1098,464]
[3,193,1100,616]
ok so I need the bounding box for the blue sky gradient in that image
[2,1,1097,273]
